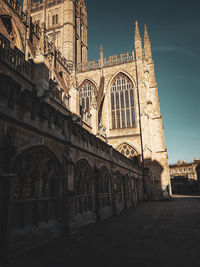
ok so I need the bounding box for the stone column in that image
[0,174,15,266]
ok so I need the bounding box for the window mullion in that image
[124,88,127,127]
[128,88,132,127]
[114,91,117,129]
[119,86,122,128]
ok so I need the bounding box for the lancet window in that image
[79,80,96,112]
[111,74,135,129]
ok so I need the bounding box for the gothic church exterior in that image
[0,0,171,258]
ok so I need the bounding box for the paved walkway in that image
[11,194,200,267]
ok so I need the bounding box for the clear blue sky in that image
[85,0,200,164]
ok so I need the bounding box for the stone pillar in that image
[62,117,71,235]
[69,87,79,115]
[90,104,98,135]
[0,174,15,266]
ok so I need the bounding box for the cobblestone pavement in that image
[11,195,200,267]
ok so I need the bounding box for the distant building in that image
[196,163,200,191]
[196,163,200,178]
[169,158,200,181]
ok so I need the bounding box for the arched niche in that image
[12,145,63,229]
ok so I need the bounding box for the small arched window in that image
[79,80,96,112]
[111,74,135,129]
[117,143,138,159]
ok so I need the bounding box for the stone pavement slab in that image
[10,194,200,267]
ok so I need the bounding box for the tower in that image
[139,23,171,197]
[76,0,88,65]
[30,0,88,66]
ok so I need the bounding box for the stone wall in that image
[0,68,146,257]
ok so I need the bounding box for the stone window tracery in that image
[12,146,62,229]
[98,168,111,208]
[79,80,96,112]
[117,143,138,159]
[75,160,94,214]
[111,74,135,129]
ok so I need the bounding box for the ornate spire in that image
[144,24,152,59]
[43,0,47,30]
[100,44,103,62]
[100,44,104,74]
[135,21,141,41]
[134,21,142,59]
[144,24,150,43]
[77,0,86,9]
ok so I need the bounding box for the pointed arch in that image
[78,78,98,92]
[109,72,136,129]
[107,71,137,90]
[11,145,63,229]
[0,15,24,52]
[116,142,139,159]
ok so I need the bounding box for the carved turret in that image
[134,21,142,59]
[77,0,86,9]
[76,0,88,65]
[23,0,29,13]
[144,24,152,60]
[39,22,46,55]
[25,0,31,39]
[100,44,104,73]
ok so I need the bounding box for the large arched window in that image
[111,73,135,129]
[79,80,97,111]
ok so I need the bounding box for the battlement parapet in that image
[3,0,26,21]
[0,33,34,83]
[31,0,63,12]
[77,51,135,72]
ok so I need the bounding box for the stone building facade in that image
[0,0,171,261]
[169,158,200,180]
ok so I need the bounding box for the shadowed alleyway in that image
[10,195,200,267]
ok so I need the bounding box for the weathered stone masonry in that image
[0,0,171,261]
[0,50,146,257]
